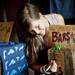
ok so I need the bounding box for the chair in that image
[0,42,28,75]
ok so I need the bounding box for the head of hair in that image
[17,3,40,33]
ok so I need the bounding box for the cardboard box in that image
[0,22,13,42]
[48,25,75,75]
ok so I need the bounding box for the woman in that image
[16,3,58,75]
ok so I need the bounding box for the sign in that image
[0,22,13,42]
[48,25,75,48]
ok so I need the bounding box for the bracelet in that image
[40,66,44,74]
[43,65,51,75]
[40,65,51,74]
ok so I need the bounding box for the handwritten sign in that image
[47,25,75,48]
[0,22,13,42]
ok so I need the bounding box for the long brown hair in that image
[16,3,44,63]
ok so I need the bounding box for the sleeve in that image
[44,14,65,25]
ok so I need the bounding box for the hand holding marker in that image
[46,42,62,71]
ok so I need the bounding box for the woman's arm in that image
[29,60,57,74]
[29,63,43,72]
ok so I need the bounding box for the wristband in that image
[40,66,44,74]
[40,65,51,75]
[43,65,51,75]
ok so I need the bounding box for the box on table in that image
[47,25,75,75]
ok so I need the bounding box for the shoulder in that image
[44,14,65,25]
[44,14,64,20]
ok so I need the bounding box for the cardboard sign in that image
[48,25,75,75]
[0,22,13,42]
[47,25,75,48]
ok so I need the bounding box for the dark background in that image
[0,0,50,22]
[0,0,28,21]
[0,0,75,24]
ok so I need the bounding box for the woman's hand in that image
[40,60,57,74]
[49,60,57,72]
